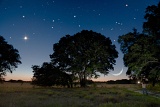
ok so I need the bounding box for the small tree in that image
[32,62,73,87]
[0,36,21,78]
[50,30,118,87]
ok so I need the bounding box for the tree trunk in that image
[79,79,85,87]
[79,71,87,87]
[152,75,159,87]
[152,78,157,87]
[152,81,156,87]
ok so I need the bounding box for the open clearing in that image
[0,82,160,107]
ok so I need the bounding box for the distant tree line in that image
[8,79,23,83]
[106,79,136,84]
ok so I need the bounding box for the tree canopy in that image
[118,2,160,86]
[143,2,160,36]
[50,30,118,87]
[0,36,21,78]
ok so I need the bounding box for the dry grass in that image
[0,82,160,107]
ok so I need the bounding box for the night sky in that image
[0,0,159,81]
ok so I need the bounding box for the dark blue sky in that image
[0,0,159,81]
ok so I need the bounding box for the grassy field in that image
[0,82,160,107]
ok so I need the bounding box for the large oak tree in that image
[50,30,118,87]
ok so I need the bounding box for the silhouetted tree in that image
[0,36,21,78]
[32,62,73,87]
[118,2,160,86]
[50,30,118,87]
[143,2,160,36]
[118,29,160,86]
[32,63,57,86]
[140,2,160,86]
[143,2,160,86]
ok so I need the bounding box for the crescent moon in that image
[110,68,123,76]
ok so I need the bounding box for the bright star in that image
[24,36,28,40]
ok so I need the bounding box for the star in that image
[74,15,76,18]
[24,36,28,40]
[125,4,128,7]
[22,15,25,18]
[116,22,123,25]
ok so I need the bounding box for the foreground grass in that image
[0,82,160,107]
